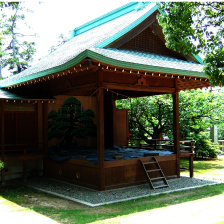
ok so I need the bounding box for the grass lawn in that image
[180,156,224,181]
[0,157,224,224]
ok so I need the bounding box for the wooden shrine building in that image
[0,2,210,190]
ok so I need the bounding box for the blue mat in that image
[48,146,173,164]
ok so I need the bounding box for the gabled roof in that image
[0,2,206,88]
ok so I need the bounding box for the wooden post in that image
[1,100,5,184]
[96,70,105,191]
[189,155,193,177]
[173,78,180,178]
[189,141,194,177]
[43,101,48,155]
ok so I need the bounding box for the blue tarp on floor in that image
[48,146,174,164]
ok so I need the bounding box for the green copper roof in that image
[0,2,207,88]
[68,2,137,39]
[68,2,150,40]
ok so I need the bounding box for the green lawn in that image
[0,157,224,224]
[180,156,224,181]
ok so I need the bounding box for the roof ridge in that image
[67,2,150,40]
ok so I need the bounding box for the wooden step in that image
[142,161,156,165]
[146,169,161,172]
[151,177,165,181]
[139,157,169,190]
[154,185,169,189]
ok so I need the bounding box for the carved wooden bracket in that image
[135,76,146,86]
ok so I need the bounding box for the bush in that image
[194,133,222,158]
[0,160,4,170]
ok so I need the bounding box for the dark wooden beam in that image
[96,70,105,191]
[173,78,180,178]
[53,83,97,96]
[43,101,48,155]
[103,82,175,93]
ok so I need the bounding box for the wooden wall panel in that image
[113,109,129,146]
[17,112,38,146]
[105,156,177,189]
[43,159,98,188]
[103,71,175,88]
[4,112,17,146]
[43,155,177,190]
[120,25,186,61]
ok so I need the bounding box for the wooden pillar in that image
[104,90,114,148]
[1,100,5,184]
[96,70,105,191]
[189,155,193,177]
[173,78,180,178]
[43,101,48,155]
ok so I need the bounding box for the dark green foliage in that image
[74,112,84,121]
[58,122,71,130]
[84,109,95,118]
[158,2,224,86]
[0,160,4,170]
[85,122,97,137]
[51,122,61,130]
[48,120,55,129]
[48,110,58,120]
[63,96,81,107]
[193,133,222,158]
[79,116,94,124]
[48,96,96,146]
[117,89,224,158]
[58,107,68,114]
[48,129,65,140]
[71,125,86,139]
[55,114,70,122]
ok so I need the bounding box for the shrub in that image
[0,160,4,170]
[194,133,222,158]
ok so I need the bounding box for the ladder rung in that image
[154,185,169,189]
[151,177,165,181]
[139,158,169,190]
[146,169,161,172]
[142,161,156,165]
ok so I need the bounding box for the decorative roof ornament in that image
[135,2,147,11]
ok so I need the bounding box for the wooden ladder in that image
[139,157,169,190]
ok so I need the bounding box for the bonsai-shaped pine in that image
[48,96,96,148]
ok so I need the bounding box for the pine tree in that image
[48,97,97,148]
[0,3,36,75]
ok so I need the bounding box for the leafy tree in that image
[157,2,224,86]
[116,89,224,157]
[48,96,97,148]
[0,2,36,75]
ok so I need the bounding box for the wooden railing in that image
[128,138,195,177]
[128,138,195,153]
[0,143,45,161]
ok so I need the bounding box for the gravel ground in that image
[18,177,222,207]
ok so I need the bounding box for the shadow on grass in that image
[0,182,224,224]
